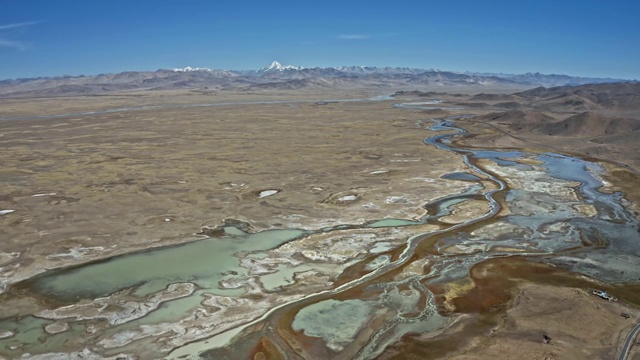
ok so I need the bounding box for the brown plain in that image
[1,84,640,358]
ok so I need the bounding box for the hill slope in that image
[475,110,556,132]
[539,111,640,137]
[515,82,640,111]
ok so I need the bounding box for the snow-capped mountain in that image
[0,60,635,97]
[256,62,426,75]
[260,61,303,72]
[166,67,239,78]
[171,66,212,72]
[334,65,433,75]
[464,71,626,87]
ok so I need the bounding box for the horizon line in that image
[2,62,637,82]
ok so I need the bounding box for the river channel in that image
[0,100,639,359]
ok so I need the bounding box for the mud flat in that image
[0,91,639,359]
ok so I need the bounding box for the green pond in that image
[31,227,306,300]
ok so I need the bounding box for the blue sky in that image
[1,0,639,79]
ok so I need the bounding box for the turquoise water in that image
[31,228,306,300]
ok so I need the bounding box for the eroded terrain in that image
[0,89,639,359]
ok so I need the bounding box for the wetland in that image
[0,89,639,359]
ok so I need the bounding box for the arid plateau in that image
[1,80,640,360]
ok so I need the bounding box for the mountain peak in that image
[262,61,302,72]
[268,61,283,70]
[171,66,212,72]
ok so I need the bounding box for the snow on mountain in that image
[2,61,635,97]
[260,61,303,72]
[166,67,239,78]
[464,71,629,87]
[334,65,431,75]
[171,66,212,72]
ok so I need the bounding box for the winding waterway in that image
[0,100,639,359]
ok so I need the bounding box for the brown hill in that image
[588,131,640,145]
[471,93,522,102]
[515,82,640,111]
[475,110,556,132]
[420,108,452,116]
[246,78,327,90]
[539,111,640,137]
[394,90,453,97]
[494,101,529,110]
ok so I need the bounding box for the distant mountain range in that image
[465,71,630,87]
[0,61,636,97]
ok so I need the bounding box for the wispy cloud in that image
[338,34,370,40]
[0,38,26,50]
[0,21,40,50]
[0,21,40,31]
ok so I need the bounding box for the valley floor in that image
[0,88,639,359]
